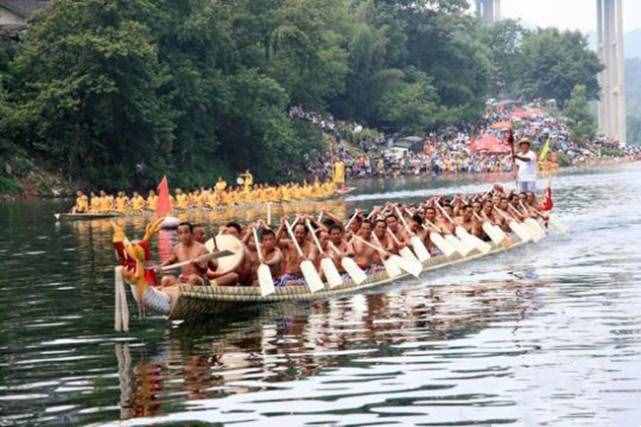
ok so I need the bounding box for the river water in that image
[1,165,641,426]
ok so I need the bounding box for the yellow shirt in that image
[176,194,188,209]
[147,195,158,210]
[215,181,227,193]
[103,196,114,212]
[115,196,128,212]
[131,196,146,211]
[90,196,101,212]
[75,195,89,212]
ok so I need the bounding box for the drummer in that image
[160,222,209,287]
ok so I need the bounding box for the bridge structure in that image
[477,0,626,146]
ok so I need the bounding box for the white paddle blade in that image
[509,221,532,242]
[400,247,424,274]
[341,257,368,285]
[410,236,431,262]
[527,218,547,236]
[392,254,421,278]
[383,257,403,279]
[468,233,492,254]
[320,257,343,288]
[430,232,456,257]
[400,247,420,265]
[445,234,471,256]
[257,264,275,296]
[482,222,506,245]
[524,218,545,241]
[300,260,324,293]
[205,238,216,253]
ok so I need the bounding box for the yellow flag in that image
[539,139,551,161]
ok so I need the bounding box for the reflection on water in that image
[1,165,641,426]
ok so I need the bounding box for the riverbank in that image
[2,156,638,201]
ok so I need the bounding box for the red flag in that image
[156,176,172,218]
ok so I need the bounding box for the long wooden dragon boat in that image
[113,232,536,329]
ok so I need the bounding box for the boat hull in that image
[168,237,531,321]
[55,212,123,220]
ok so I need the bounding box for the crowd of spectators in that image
[290,102,641,181]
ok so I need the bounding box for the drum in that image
[213,234,244,274]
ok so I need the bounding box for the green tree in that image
[482,19,526,97]
[564,84,597,142]
[517,28,602,106]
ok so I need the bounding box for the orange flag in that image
[156,176,172,218]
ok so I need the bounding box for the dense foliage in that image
[0,0,604,189]
[564,85,597,142]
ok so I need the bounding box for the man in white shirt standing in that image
[513,139,538,192]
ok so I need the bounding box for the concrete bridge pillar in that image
[596,0,626,146]
[477,0,501,24]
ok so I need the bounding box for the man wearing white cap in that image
[513,139,538,192]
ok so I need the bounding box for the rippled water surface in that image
[1,165,641,426]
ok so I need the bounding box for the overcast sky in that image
[493,0,641,33]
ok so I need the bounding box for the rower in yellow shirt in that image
[72,191,89,213]
[130,192,146,212]
[175,189,189,210]
[89,192,100,212]
[215,177,227,193]
[238,170,254,191]
[99,191,114,212]
[115,192,129,212]
[146,190,158,211]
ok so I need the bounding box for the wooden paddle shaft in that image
[284,220,306,258]
[305,220,325,255]
[252,227,264,263]
[161,250,232,272]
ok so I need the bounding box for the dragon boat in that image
[112,216,545,331]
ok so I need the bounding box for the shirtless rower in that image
[385,213,409,245]
[258,228,283,278]
[373,218,396,254]
[457,205,483,237]
[193,224,207,244]
[160,222,209,287]
[351,221,378,270]
[322,223,352,272]
[276,218,318,285]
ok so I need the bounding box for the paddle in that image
[494,208,533,242]
[267,202,272,226]
[161,250,233,272]
[329,241,368,285]
[473,211,507,246]
[517,202,546,239]
[395,207,431,262]
[386,228,423,272]
[252,228,276,296]
[435,204,476,256]
[284,219,325,293]
[345,210,359,230]
[508,204,543,242]
[204,238,215,253]
[421,220,457,257]
[305,220,343,289]
[354,234,402,279]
